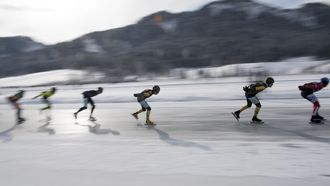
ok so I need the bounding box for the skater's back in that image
[299,82,325,94]
[299,77,329,123]
[244,81,268,97]
[82,90,100,98]
[134,89,153,102]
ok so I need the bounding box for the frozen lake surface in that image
[1,74,330,186]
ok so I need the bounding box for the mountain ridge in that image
[0,0,329,79]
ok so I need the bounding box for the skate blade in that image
[131,114,138,120]
[309,121,324,125]
[231,112,239,121]
[145,123,156,126]
[17,120,26,125]
[250,121,264,124]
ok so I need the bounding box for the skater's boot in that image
[132,113,139,120]
[17,117,25,124]
[73,112,78,119]
[89,116,96,121]
[311,115,322,123]
[316,114,325,121]
[252,116,262,123]
[146,120,154,125]
[232,111,240,121]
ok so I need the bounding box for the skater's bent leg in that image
[239,99,252,112]
[146,107,152,122]
[42,99,51,110]
[239,105,250,112]
[88,98,95,116]
[14,103,22,119]
[313,101,320,116]
[133,108,145,115]
[91,105,95,116]
[254,103,262,117]
[138,101,150,116]
[17,108,21,120]
[75,97,89,115]
[76,106,87,114]
[305,94,319,116]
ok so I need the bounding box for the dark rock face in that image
[0,0,329,78]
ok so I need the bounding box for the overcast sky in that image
[0,0,329,44]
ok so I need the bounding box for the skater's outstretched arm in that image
[33,91,48,99]
[33,94,41,99]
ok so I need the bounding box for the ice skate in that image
[251,116,264,124]
[310,115,323,124]
[89,116,97,121]
[17,117,26,124]
[145,120,155,126]
[132,113,139,120]
[232,111,240,121]
[316,114,326,121]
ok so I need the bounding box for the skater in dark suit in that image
[74,87,103,121]
[7,90,25,124]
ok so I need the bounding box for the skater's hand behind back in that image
[243,86,249,91]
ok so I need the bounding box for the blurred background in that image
[0,0,329,87]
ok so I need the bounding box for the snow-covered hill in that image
[170,57,330,79]
[0,69,104,87]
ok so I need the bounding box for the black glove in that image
[243,86,249,91]
[298,86,304,91]
[133,93,138,97]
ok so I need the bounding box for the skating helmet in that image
[98,87,103,93]
[321,77,329,86]
[51,87,57,93]
[19,90,25,94]
[265,77,274,87]
[152,85,160,95]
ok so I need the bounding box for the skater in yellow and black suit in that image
[232,77,274,123]
[132,85,160,125]
[33,87,57,111]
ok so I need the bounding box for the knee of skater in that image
[147,107,151,111]
[247,104,252,108]
[142,108,146,111]
[82,106,87,110]
[256,103,262,108]
[314,101,320,107]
